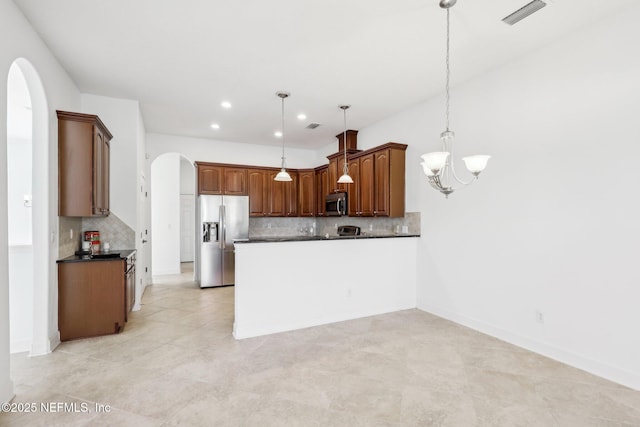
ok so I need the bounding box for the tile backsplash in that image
[249,212,420,238]
[58,216,82,258]
[58,212,135,258]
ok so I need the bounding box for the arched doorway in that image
[5,58,50,357]
[149,153,196,281]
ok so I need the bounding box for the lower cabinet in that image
[58,257,133,341]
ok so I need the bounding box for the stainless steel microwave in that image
[325,192,347,216]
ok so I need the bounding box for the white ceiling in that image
[11,0,637,149]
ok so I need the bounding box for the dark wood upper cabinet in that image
[372,145,406,217]
[223,167,248,195]
[267,170,298,217]
[197,164,223,194]
[315,166,328,217]
[58,110,112,217]
[194,141,405,218]
[196,163,247,195]
[347,153,375,217]
[248,169,269,217]
[298,169,315,217]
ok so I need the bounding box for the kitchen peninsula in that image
[233,234,418,339]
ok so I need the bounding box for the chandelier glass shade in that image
[421,0,490,197]
[274,91,292,182]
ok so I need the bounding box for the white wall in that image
[135,108,150,309]
[146,132,319,168]
[1,0,83,403]
[234,237,417,339]
[151,153,181,275]
[7,138,32,244]
[81,94,140,229]
[357,6,640,390]
[8,246,32,353]
[180,157,195,195]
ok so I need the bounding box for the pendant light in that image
[274,91,292,182]
[337,105,354,184]
[420,0,490,198]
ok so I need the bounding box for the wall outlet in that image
[535,310,544,324]
[69,229,73,240]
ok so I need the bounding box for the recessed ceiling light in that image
[210,123,220,129]
[297,113,307,120]
[221,101,232,109]
[274,131,282,138]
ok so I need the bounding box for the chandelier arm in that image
[448,153,476,186]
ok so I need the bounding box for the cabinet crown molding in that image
[56,110,113,140]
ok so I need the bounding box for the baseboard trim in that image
[418,303,640,391]
[48,331,60,353]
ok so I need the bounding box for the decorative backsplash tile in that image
[249,217,317,238]
[58,216,82,258]
[82,213,135,251]
[316,212,421,237]
[249,212,420,238]
[58,213,135,259]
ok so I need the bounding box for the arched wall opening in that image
[6,62,34,354]
[149,153,196,280]
[5,58,50,358]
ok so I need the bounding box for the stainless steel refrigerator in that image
[197,195,249,288]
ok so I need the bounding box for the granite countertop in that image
[235,234,420,244]
[57,249,136,263]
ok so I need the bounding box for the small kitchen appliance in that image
[325,192,347,216]
[337,225,361,237]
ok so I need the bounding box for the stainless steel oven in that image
[325,192,347,216]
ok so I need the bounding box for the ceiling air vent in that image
[306,123,321,129]
[502,0,546,25]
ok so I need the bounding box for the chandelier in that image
[421,0,490,197]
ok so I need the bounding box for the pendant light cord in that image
[343,108,348,173]
[445,7,451,132]
[281,95,286,168]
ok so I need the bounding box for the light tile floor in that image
[3,264,640,426]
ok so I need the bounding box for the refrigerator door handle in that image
[220,204,226,249]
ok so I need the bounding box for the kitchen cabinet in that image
[248,169,269,216]
[267,171,298,217]
[345,144,405,217]
[196,163,248,195]
[347,153,375,217]
[298,169,315,217]
[248,168,297,217]
[57,110,112,217]
[192,137,405,218]
[315,166,328,216]
[327,156,340,194]
[58,259,126,341]
[372,144,406,217]
[224,167,248,195]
